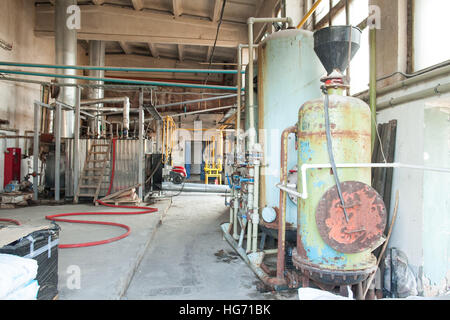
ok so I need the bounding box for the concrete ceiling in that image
[38,0,272,67]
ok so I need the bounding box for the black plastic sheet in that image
[0,225,60,300]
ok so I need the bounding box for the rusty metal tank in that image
[292,26,387,286]
[256,28,323,237]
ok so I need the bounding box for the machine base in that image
[292,249,376,287]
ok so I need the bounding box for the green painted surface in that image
[297,92,376,270]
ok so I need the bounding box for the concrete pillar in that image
[370,0,408,88]
[88,40,106,136]
[55,0,78,138]
[286,0,305,27]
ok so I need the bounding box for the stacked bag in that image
[0,253,40,300]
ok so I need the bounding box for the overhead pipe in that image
[0,68,240,91]
[377,82,450,110]
[81,97,130,137]
[0,61,243,75]
[154,93,238,109]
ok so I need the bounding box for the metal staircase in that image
[74,141,112,204]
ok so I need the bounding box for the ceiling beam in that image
[211,0,224,22]
[119,41,132,55]
[177,44,184,61]
[35,5,247,47]
[206,46,214,63]
[172,0,183,17]
[131,0,144,11]
[92,0,105,5]
[148,43,159,58]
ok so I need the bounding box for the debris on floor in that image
[0,191,33,209]
[98,184,140,206]
[214,249,239,263]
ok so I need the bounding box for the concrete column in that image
[88,40,106,136]
[55,0,78,138]
[370,0,408,88]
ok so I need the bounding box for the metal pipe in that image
[138,89,144,200]
[277,162,450,201]
[233,188,240,240]
[377,82,450,110]
[81,97,130,136]
[246,167,255,253]
[154,93,238,109]
[33,102,40,200]
[161,182,230,193]
[0,69,240,91]
[54,102,62,201]
[169,105,236,117]
[0,61,243,74]
[55,0,77,138]
[276,126,296,282]
[297,0,323,29]
[74,87,81,197]
[369,28,377,151]
[359,64,450,101]
[88,40,106,136]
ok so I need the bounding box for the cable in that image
[203,0,228,87]
[322,87,350,222]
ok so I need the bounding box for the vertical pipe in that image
[246,166,255,253]
[236,45,242,162]
[156,120,162,153]
[233,187,239,240]
[73,87,81,196]
[252,161,260,253]
[33,103,40,200]
[88,40,106,136]
[54,103,62,201]
[369,28,377,152]
[277,126,296,281]
[138,89,144,200]
[55,0,77,138]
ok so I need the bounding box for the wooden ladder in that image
[74,141,112,204]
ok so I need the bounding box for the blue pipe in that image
[0,69,241,91]
[0,61,244,74]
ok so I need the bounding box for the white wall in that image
[377,73,450,296]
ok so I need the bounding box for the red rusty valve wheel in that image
[315,181,387,254]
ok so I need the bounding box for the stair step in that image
[88,159,108,163]
[79,185,98,189]
[77,193,95,197]
[80,176,103,180]
[92,144,110,147]
[85,167,108,171]
[91,152,108,154]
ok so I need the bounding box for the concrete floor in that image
[0,194,297,300]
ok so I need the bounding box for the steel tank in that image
[256,29,323,233]
[292,26,386,286]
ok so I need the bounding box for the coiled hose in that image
[45,138,158,249]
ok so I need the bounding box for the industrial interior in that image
[0,0,449,301]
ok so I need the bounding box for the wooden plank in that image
[99,184,141,201]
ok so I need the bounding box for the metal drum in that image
[256,29,323,233]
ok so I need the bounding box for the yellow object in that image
[204,131,224,184]
[162,116,177,166]
[297,0,323,29]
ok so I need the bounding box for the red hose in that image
[45,201,158,249]
[0,218,21,225]
[45,138,158,249]
[106,138,117,196]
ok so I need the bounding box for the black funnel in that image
[313,26,362,76]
